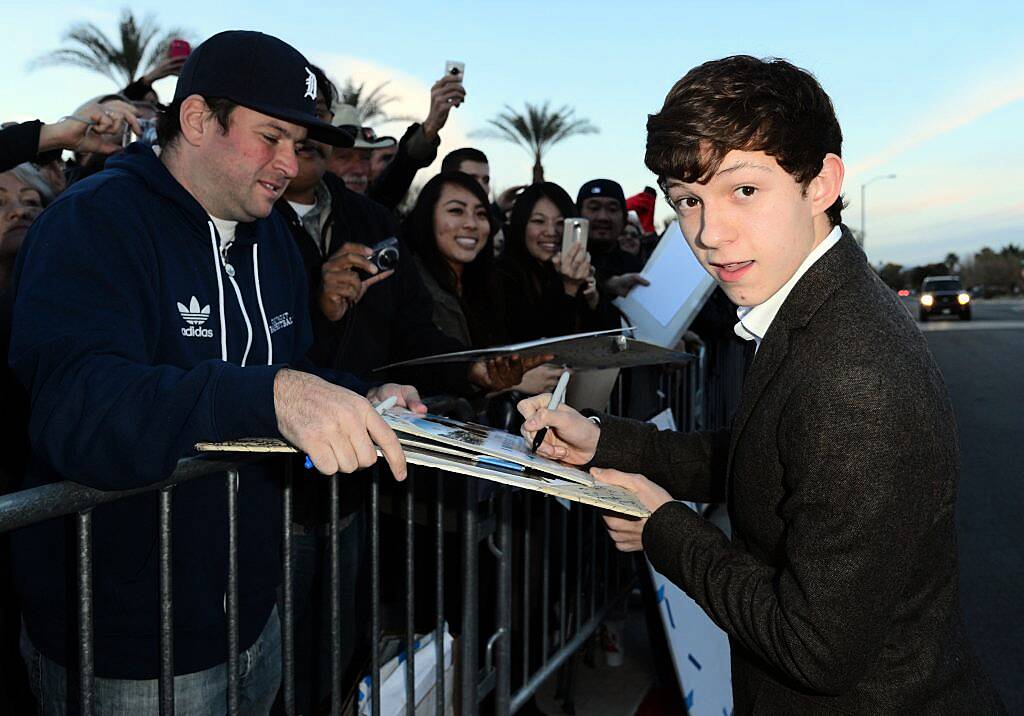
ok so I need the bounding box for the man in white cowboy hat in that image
[327,71,464,209]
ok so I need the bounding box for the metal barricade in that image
[0,343,741,716]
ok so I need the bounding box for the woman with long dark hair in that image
[498,182,616,343]
[402,171,559,398]
[401,170,508,346]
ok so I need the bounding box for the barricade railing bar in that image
[0,342,742,715]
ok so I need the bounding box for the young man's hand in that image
[319,242,393,321]
[592,468,673,552]
[273,368,407,480]
[517,395,600,465]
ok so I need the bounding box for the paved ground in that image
[535,597,655,715]
[905,297,1024,712]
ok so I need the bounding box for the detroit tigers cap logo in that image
[304,67,317,101]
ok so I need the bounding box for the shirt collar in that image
[734,225,842,349]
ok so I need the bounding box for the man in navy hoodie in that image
[8,31,418,714]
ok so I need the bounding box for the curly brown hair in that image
[646,55,844,226]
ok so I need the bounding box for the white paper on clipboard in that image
[613,222,716,348]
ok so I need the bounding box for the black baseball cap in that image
[576,179,626,211]
[173,30,353,147]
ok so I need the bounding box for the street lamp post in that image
[859,174,897,248]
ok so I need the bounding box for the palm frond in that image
[31,9,188,87]
[339,78,417,126]
[472,101,599,175]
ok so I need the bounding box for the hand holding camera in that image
[48,97,142,155]
[319,240,397,321]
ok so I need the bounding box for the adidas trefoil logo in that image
[177,296,214,338]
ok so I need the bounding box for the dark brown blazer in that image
[591,230,1005,714]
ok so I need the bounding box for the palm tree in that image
[474,102,598,183]
[33,9,187,87]
[338,79,415,125]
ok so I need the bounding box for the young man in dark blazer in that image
[519,56,1006,714]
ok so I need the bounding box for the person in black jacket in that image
[577,178,650,298]
[520,55,1006,715]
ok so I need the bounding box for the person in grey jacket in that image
[519,55,1005,714]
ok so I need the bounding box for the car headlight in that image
[957,293,971,305]
[920,294,934,307]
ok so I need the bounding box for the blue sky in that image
[4,0,1022,267]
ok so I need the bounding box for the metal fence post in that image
[158,488,175,716]
[435,473,446,715]
[329,474,341,716]
[281,461,295,715]
[459,480,479,716]
[77,510,94,716]
[371,468,382,716]
[494,489,512,715]
[405,470,416,716]
[225,470,240,715]
[521,494,532,689]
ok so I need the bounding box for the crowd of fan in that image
[0,56,676,712]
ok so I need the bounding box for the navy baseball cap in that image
[576,179,626,210]
[173,30,353,147]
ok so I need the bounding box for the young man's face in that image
[196,106,303,222]
[664,149,832,307]
[579,197,624,246]
[457,160,491,195]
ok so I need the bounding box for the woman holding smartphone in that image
[498,182,617,343]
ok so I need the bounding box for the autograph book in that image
[196,407,650,518]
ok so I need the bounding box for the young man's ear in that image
[810,153,844,217]
[178,95,211,148]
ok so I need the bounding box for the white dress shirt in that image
[734,225,842,352]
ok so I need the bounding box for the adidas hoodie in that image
[8,143,367,679]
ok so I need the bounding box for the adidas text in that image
[182,325,214,338]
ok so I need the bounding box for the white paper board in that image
[613,222,717,348]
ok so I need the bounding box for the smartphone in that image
[168,39,191,59]
[445,61,465,82]
[561,218,589,255]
